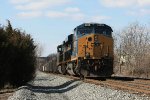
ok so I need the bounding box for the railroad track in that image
[49,73,150,96]
[102,79,150,95]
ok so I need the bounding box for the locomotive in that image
[56,23,114,78]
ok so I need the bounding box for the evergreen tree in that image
[0,20,36,88]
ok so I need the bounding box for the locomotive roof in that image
[74,23,113,32]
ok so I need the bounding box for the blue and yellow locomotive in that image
[56,23,114,77]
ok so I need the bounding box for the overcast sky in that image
[0,0,150,56]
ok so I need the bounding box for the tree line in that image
[114,22,150,78]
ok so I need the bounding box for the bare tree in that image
[114,22,150,77]
[35,43,44,57]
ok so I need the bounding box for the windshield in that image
[77,27,93,36]
[95,28,112,36]
[76,27,111,37]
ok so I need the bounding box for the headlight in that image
[86,52,90,58]
[94,35,98,40]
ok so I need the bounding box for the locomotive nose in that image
[93,35,101,46]
[85,34,101,59]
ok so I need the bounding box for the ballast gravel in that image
[8,71,150,100]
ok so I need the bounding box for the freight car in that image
[56,23,114,78]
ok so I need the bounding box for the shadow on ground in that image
[18,79,82,94]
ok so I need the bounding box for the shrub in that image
[0,20,36,88]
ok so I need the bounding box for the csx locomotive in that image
[57,23,114,77]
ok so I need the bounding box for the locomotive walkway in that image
[8,71,150,100]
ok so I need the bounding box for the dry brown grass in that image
[0,89,15,100]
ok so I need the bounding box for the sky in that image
[0,0,150,56]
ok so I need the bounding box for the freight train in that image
[55,23,114,78]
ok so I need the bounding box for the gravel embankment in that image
[8,71,150,100]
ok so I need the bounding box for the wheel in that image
[80,67,88,77]
[79,64,90,77]
[61,65,67,75]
